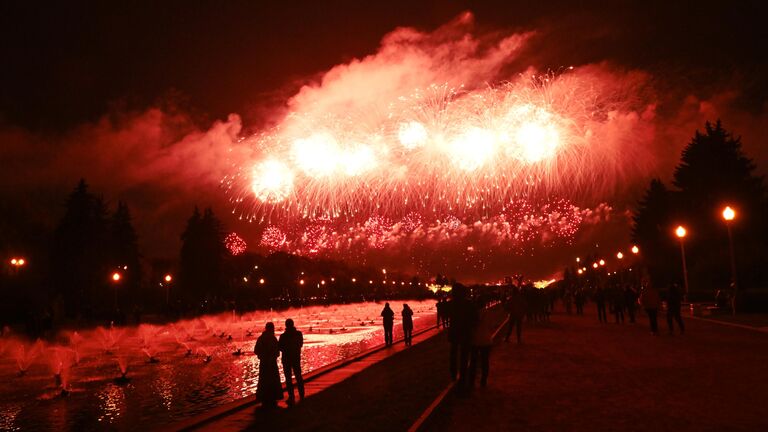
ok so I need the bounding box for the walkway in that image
[423,308,768,432]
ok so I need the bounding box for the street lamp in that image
[631,245,639,254]
[675,225,689,298]
[722,206,738,313]
[111,272,122,310]
[598,259,605,266]
[616,252,624,259]
[163,274,173,305]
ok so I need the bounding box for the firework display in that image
[222,68,643,265]
[226,70,641,225]
[224,232,247,256]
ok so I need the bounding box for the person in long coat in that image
[640,284,661,335]
[402,304,414,346]
[255,322,283,407]
[381,303,395,346]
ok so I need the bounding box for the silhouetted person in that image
[436,297,447,328]
[448,284,478,394]
[469,302,495,388]
[666,284,685,335]
[255,322,283,407]
[611,285,625,324]
[278,318,304,405]
[624,284,638,323]
[381,303,395,346]
[402,304,414,346]
[640,284,661,335]
[574,289,585,315]
[594,286,607,323]
[504,288,526,343]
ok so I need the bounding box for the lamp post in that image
[675,226,689,299]
[722,206,738,314]
[163,274,172,306]
[111,271,122,310]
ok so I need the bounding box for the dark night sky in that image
[2,1,767,280]
[3,0,766,130]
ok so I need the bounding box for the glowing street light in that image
[351,278,356,283]
[675,225,689,298]
[598,259,605,266]
[10,257,26,271]
[299,279,305,285]
[111,271,122,310]
[616,252,624,259]
[722,206,738,313]
[631,245,639,254]
[577,269,583,275]
[259,278,265,284]
[722,206,735,222]
[576,257,580,263]
[162,274,173,305]
[592,263,598,269]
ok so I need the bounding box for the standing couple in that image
[254,318,305,407]
[380,303,414,346]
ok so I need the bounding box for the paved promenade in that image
[180,306,768,431]
[425,310,768,432]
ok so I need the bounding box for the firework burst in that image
[227,68,643,228]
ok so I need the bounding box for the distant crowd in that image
[252,274,688,407]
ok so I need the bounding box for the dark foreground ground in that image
[193,306,768,432]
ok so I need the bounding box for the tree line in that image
[0,180,428,335]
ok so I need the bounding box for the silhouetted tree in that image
[632,179,677,287]
[673,121,767,294]
[634,122,768,298]
[109,201,141,306]
[51,179,110,318]
[179,206,226,310]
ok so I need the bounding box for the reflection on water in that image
[0,403,22,431]
[0,301,435,431]
[97,383,126,424]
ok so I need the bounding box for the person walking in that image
[278,318,304,405]
[401,304,414,346]
[666,283,685,335]
[469,301,495,388]
[611,284,626,324]
[624,284,638,323]
[504,287,526,344]
[574,288,585,315]
[447,284,478,394]
[381,302,395,346]
[255,322,283,408]
[594,286,608,323]
[640,284,661,335]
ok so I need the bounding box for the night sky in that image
[2,1,767,280]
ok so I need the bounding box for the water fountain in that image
[0,300,437,430]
